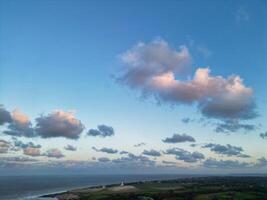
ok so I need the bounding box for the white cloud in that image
[118,39,257,129]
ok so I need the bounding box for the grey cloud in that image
[260,131,267,139]
[143,149,161,157]
[118,40,257,129]
[162,160,177,165]
[112,153,156,168]
[203,158,250,169]
[64,145,77,151]
[0,106,12,125]
[98,157,111,162]
[0,156,38,167]
[215,120,256,133]
[181,118,193,124]
[202,143,250,158]
[120,151,129,155]
[92,147,118,154]
[43,148,64,159]
[164,148,204,163]
[87,124,114,137]
[163,134,195,143]
[35,110,84,139]
[12,138,41,149]
[134,142,146,147]
[255,157,267,168]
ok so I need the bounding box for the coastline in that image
[39,175,267,200]
[39,176,201,199]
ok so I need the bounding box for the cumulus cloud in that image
[118,39,192,88]
[260,131,267,139]
[0,106,12,125]
[92,147,118,154]
[202,143,250,158]
[203,158,250,169]
[44,148,64,158]
[118,39,257,131]
[4,109,35,137]
[143,149,161,157]
[23,147,41,157]
[87,125,114,137]
[164,148,205,163]
[64,144,77,151]
[163,133,195,143]
[35,110,84,139]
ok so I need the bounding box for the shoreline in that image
[40,175,205,199]
[38,175,267,199]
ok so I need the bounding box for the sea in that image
[0,174,190,200]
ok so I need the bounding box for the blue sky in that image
[0,0,266,174]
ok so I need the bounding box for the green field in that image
[44,177,267,200]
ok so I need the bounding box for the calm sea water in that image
[0,174,188,200]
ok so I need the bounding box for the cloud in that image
[215,120,256,133]
[98,157,111,162]
[118,39,192,88]
[164,148,205,163]
[134,142,146,147]
[35,110,84,139]
[162,133,195,143]
[0,106,12,125]
[23,147,41,157]
[44,148,64,159]
[260,131,267,139]
[255,157,267,168]
[162,160,177,165]
[0,139,10,153]
[0,156,38,167]
[236,7,250,23]
[202,143,250,158]
[120,151,129,155]
[143,149,161,157]
[196,46,212,58]
[64,145,77,151]
[118,40,257,130]
[12,137,41,149]
[92,147,118,154]
[203,158,250,169]
[87,125,114,137]
[112,153,156,168]
[4,109,35,137]
[181,118,193,124]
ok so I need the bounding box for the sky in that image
[0,0,266,175]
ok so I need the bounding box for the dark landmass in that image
[42,176,267,200]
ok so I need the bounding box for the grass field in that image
[43,176,267,200]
